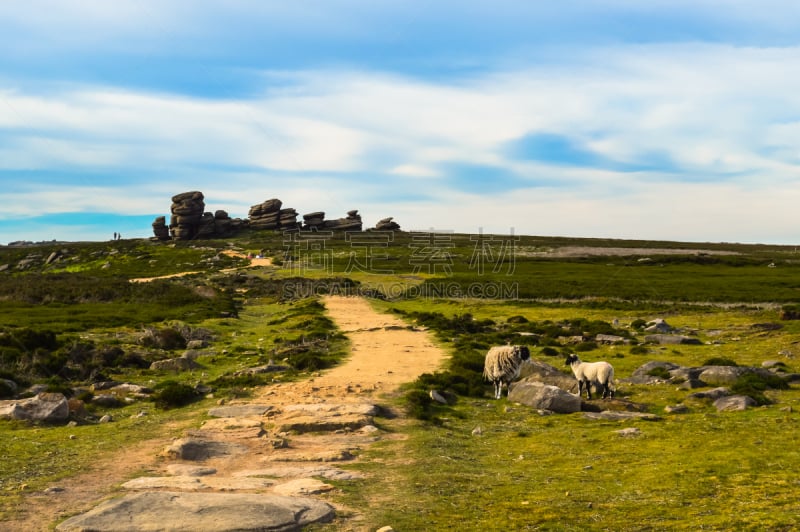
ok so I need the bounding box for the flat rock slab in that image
[582,411,662,421]
[282,403,380,416]
[165,464,217,476]
[122,475,275,491]
[55,491,334,531]
[163,438,249,461]
[208,405,274,418]
[272,478,334,497]
[234,465,364,481]
[274,413,373,433]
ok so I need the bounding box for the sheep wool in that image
[565,353,615,399]
[483,345,531,399]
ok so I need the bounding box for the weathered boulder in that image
[627,361,681,385]
[55,491,335,532]
[150,357,202,372]
[374,217,400,231]
[644,318,673,333]
[517,360,576,391]
[0,392,69,422]
[714,395,757,411]
[162,437,248,461]
[698,365,775,386]
[507,382,582,413]
[644,334,702,345]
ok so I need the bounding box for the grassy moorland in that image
[2,230,800,530]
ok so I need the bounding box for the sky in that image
[2,1,800,245]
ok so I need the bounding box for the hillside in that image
[2,231,800,530]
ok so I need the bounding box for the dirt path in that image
[7,296,448,531]
[260,296,446,404]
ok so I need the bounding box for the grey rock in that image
[207,405,274,418]
[55,491,334,531]
[688,387,730,401]
[163,438,248,461]
[508,382,582,414]
[517,360,577,391]
[714,395,757,411]
[582,411,661,421]
[0,392,69,422]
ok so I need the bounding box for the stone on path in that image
[162,437,248,460]
[55,491,334,531]
[207,405,274,418]
[121,475,275,491]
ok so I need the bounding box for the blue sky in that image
[2,1,800,244]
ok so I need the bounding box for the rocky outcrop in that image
[301,210,363,231]
[153,190,397,240]
[374,217,400,231]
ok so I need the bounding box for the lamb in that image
[565,353,615,399]
[483,345,531,399]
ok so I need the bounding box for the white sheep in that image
[565,353,615,399]
[483,345,531,399]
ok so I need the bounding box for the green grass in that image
[318,397,800,531]
[4,232,800,529]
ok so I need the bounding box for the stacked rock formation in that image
[248,199,283,230]
[152,190,398,240]
[152,191,244,241]
[302,212,326,230]
[152,216,169,240]
[374,217,400,231]
[248,199,300,231]
[169,191,206,240]
[301,210,363,231]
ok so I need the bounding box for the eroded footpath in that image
[51,296,447,531]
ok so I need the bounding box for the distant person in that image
[113,232,117,240]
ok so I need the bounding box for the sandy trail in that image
[7,295,447,530]
[256,295,447,404]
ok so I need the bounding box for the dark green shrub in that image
[630,345,649,355]
[574,341,598,352]
[152,380,200,409]
[540,346,560,357]
[646,366,672,379]
[631,319,648,330]
[0,379,15,398]
[507,315,529,324]
[731,373,789,405]
[403,389,443,424]
[703,357,738,367]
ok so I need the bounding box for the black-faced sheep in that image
[565,353,615,399]
[483,345,531,399]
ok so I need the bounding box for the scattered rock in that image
[207,405,274,418]
[714,395,757,412]
[272,478,335,497]
[615,427,641,437]
[508,382,582,414]
[0,393,69,423]
[582,411,661,421]
[162,438,248,461]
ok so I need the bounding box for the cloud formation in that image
[1,2,799,243]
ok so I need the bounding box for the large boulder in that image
[0,392,69,423]
[508,382,581,413]
[517,360,576,391]
[55,491,334,532]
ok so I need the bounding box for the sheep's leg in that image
[583,379,592,400]
[494,381,501,400]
